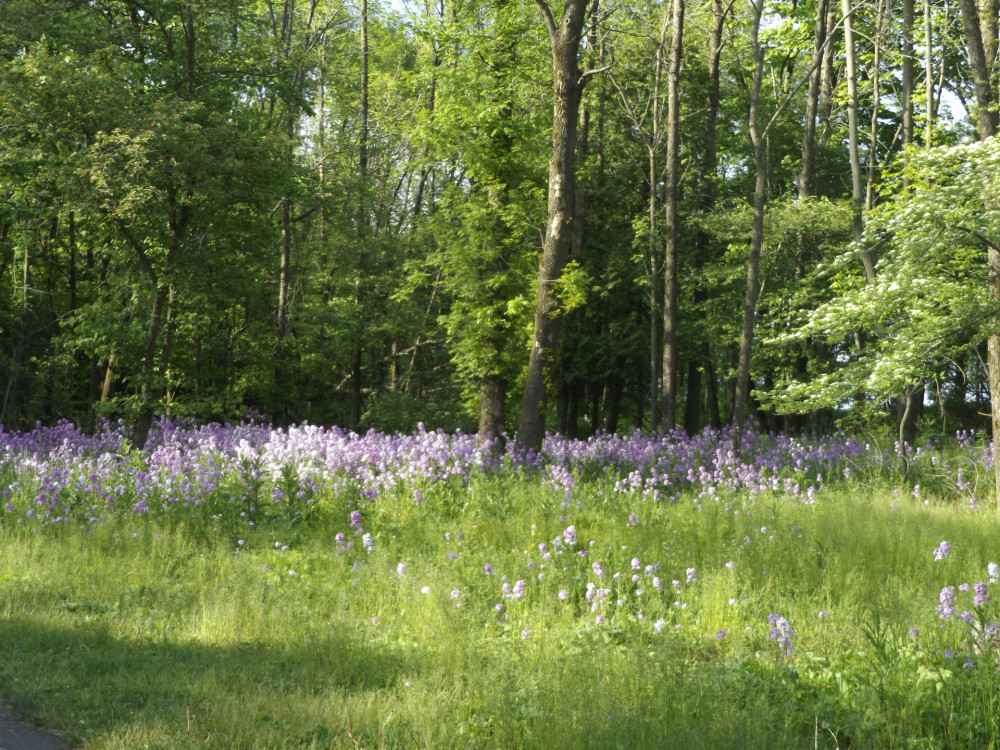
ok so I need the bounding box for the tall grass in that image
[1,423,999,747]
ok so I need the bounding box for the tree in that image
[767,138,1000,488]
[660,0,684,430]
[516,0,602,450]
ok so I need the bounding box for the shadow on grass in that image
[0,613,414,748]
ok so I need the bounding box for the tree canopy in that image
[2,0,998,456]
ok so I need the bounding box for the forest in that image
[10,3,1000,743]
[3,0,1000,453]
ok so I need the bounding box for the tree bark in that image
[924,0,934,146]
[903,0,915,150]
[798,0,829,198]
[516,0,592,451]
[479,375,506,442]
[957,0,1000,505]
[684,358,701,434]
[648,146,660,432]
[684,0,727,437]
[352,0,369,431]
[842,0,865,254]
[959,0,999,137]
[661,0,684,431]
[732,0,767,432]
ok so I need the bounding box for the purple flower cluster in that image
[767,614,798,657]
[937,586,956,620]
[0,417,952,532]
[933,541,951,561]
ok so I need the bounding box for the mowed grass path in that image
[2,473,1000,748]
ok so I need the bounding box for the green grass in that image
[3,475,1000,748]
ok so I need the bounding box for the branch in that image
[533,0,557,43]
[762,12,847,137]
[112,216,158,287]
[950,224,1000,252]
[580,61,613,86]
[292,206,318,222]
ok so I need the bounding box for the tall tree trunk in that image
[704,345,721,428]
[866,0,885,210]
[278,198,292,340]
[100,352,117,404]
[684,358,702,433]
[959,0,999,137]
[732,0,767,432]
[685,0,727,436]
[479,375,506,441]
[924,0,934,146]
[842,0,865,258]
[903,0,915,151]
[817,3,838,154]
[605,378,623,433]
[477,0,518,443]
[132,283,169,449]
[661,0,684,431]
[897,0,925,461]
[648,147,660,432]
[958,0,1000,504]
[516,0,593,451]
[646,2,667,432]
[352,0,369,431]
[798,0,829,198]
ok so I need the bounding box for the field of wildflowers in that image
[2,419,1000,748]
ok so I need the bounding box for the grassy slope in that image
[2,474,1000,749]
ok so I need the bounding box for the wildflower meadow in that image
[3,419,1000,748]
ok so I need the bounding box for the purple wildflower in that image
[975,581,992,606]
[937,586,956,621]
[767,614,798,657]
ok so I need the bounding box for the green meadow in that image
[3,449,1000,749]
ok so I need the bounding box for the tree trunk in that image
[352,0,370,431]
[705,346,722,428]
[866,0,885,209]
[798,0,829,198]
[817,4,838,153]
[684,358,701,435]
[957,0,1000,505]
[959,0,999,137]
[732,0,766,432]
[903,0,915,150]
[516,0,592,451]
[924,0,934,146]
[132,283,169,449]
[842,0,866,256]
[479,375,507,444]
[476,0,519,443]
[567,383,579,438]
[661,0,684,431]
[605,378,623,433]
[648,148,660,432]
[684,0,727,437]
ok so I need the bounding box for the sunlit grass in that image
[2,462,1000,748]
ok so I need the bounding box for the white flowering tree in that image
[763,137,1000,494]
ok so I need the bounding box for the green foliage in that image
[763,138,1000,415]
